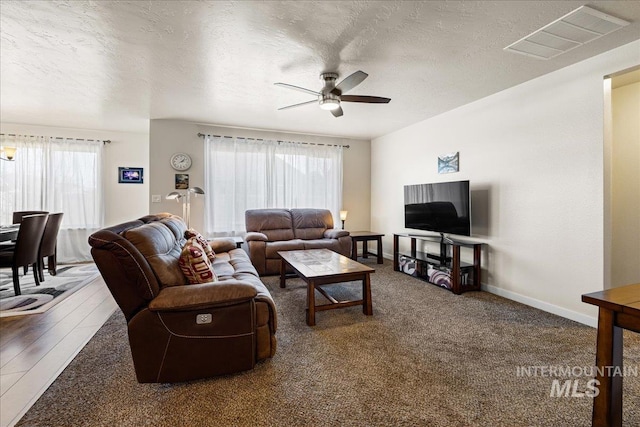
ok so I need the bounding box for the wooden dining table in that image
[582,283,640,427]
[0,224,19,242]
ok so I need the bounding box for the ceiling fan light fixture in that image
[276,70,390,117]
[319,98,340,111]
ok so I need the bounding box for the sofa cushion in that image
[265,239,304,259]
[209,238,238,253]
[212,249,277,330]
[124,221,187,287]
[302,238,342,251]
[291,209,333,240]
[179,238,218,284]
[245,209,294,241]
[159,216,188,247]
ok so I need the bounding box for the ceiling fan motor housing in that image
[320,72,339,93]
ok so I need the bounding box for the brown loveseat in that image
[89,213,276,383]
[245,208,351,276]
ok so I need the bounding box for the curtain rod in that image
[0,133,111,144]
[197,133,349,149]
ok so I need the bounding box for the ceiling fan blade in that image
[278,99,317,110]
[332,70,368,95]
[340,95,391,104]
[274,82,320,96]
[331,106,344,118]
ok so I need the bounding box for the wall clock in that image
[170,152,192,171]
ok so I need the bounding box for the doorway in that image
[604,65,640,289]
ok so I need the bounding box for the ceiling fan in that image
[275,70,391,118]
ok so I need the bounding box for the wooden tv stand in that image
[393,233,483,294]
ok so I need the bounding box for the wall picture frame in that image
[175,173,189,189]
[438,152,459,174]
[118,167,144,184]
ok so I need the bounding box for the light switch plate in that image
[151,195,161,203]
[196,313,212,324]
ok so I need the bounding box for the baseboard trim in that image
[482,284,598,328]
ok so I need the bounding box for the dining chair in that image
[11,210,49,274]
[37,212,64,281]
[12,211,49,224]
[0,214,48,296]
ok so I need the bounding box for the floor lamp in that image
[166,187,205,229]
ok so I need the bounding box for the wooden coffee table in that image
[278,249,374,326]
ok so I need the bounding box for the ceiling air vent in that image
[504,5,630,60]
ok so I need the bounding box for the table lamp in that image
[339,210,348,230]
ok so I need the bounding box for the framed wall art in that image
[175,173,189,189]
[438,152,459,174]
[118,167,144,184]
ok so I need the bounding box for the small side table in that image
[350,231,385,264]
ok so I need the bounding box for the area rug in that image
[0,263,99,317]
[16,260,640,426]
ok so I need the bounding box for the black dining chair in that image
[0,214,48,296]
[11,210,49,274]
[12,211,49,224]
[37,212,64,281]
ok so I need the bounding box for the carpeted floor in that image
[0,263,99,317]
[16,260,640,426]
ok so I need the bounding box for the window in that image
[0,135,103,262]
[203,136,343,236]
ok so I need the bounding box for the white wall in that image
[148,119,371,233]
[0,123,149,227]
[371,40,640,326]
[611,81,640,288]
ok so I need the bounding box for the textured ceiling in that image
[1,1,639,139]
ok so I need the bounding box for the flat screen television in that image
[404,180,471,236]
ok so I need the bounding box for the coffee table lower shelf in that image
[278,249,374,326]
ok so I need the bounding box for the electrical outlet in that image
[196,313,212,324]
[151,194,161,203]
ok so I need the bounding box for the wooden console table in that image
[582,283,640,427]
[393,233,482,294]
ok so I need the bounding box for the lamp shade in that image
[0,146,17,161]
[339,210,348,221]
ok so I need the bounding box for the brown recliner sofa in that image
[245,208,351,276]
[88,213,276,383]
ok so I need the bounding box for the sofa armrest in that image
[324,229,350,239]
[245,231,268,242]
[208,238,237,253]
[148,282,258,312]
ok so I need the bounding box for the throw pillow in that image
[184,228,215,262]
[179,237,218,284]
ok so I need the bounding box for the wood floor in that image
[0,275,116,427]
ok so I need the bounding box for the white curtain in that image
[204,136,343,237]
[0,134,104,262]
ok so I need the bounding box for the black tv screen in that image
[404,180,471,236]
